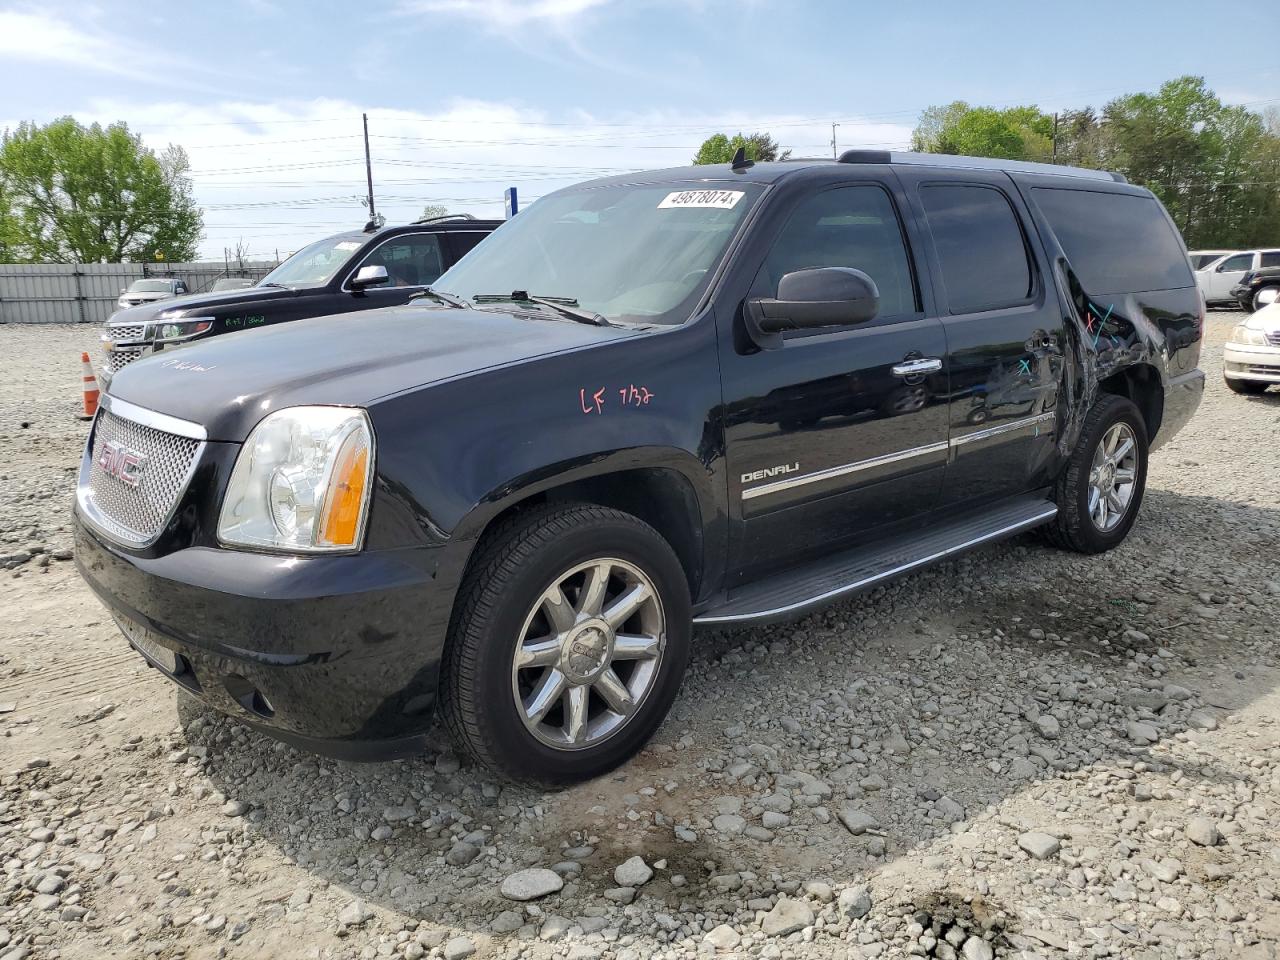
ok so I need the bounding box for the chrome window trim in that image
[100,394,208,441]
[741,441,949,501]
[739,411,1057,501]
[339,231,445,293]
[693,505,1058,625]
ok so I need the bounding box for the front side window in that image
[1217,253,1253,273]
[922,184,1033,313]
[260,235,365,288]
[752,184,918,321]
[434,181,764,325]
[357,234,444,288]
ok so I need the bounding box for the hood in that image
[1244,302,1280,331]
[105,302,641,441]
[108,286,298,325]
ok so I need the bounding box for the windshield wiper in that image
[257,282,289,289]
[471,291,612,327]
[413,287,468,309]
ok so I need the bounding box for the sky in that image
[1,0,1277,261]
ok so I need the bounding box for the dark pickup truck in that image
[98,215,500,384]
[74,152,1204,785]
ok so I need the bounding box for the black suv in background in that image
[76,152,1204,785]
[98,215,501,383]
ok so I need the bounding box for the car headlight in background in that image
[153,317,214,343]
[218,407,375,553]
[1230,325,1269,346]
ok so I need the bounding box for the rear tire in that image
[1226,376,1269,395]
[440,503,691,786]
[1042,394,1148,554]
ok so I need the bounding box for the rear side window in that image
[1261,252,1280,269]
[921,185,1033,313]
[1032,188,1193,293]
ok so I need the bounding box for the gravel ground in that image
[1,315,1278,960]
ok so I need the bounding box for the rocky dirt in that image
[1,315,1278,960]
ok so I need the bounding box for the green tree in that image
[693,132,792,165]
[0,117,202,263]
[420,203,451,220]
[910,101,1052,160]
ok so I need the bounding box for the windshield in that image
[433,181,764,325]
[259,235,365,288]
[128,280,176,293]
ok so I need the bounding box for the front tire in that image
[440,503,691,785]
[1043,394,1148,554]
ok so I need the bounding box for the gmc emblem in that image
[96,440,147,488]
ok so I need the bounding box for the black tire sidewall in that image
[458,513,691,784]
[1067,398,1148,552]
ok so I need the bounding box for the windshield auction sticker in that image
[658,189,745,210]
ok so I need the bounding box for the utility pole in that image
[363,113,376,223]
[831,122,840,159]
[1052,112,1059,161]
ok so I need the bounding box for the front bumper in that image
[74,516,453,761]
[1224,343,1280,382]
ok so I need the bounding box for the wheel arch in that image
[1097,362,1163,443]
[449,451,718,604]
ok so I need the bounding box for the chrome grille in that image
[109,324,146,342]
[106,349,145,373]
[80,409,201,545]
[1266,331,1280,347]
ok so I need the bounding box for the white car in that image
[116,277,189,310]
[1188,248,1238,270]
[1224,301,1280,394]
[1196,249,1280,307]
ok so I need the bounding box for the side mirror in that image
[746,267,879,347]
[350,264,389,290]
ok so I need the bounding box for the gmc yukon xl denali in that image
[74,152,1205,785]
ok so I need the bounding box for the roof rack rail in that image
[837,149,891,164]
[837,149,1124,183]
[413,213,477,225]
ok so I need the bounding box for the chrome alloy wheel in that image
[1088,422,1138,532]
[511,558,666,751]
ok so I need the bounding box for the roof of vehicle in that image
[583,151,1129,189]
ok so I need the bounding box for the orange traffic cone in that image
[78,352,100,421]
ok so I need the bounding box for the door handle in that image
[891,358,942,377]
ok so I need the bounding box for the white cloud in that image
[0,9,211,88]
[72,95,913,259]
[396,0,612,25]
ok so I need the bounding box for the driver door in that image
[719,177,949,585]
[1206,251,1253,301]
[343,233,447,309]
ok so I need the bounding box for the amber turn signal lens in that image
[317,433,370,548]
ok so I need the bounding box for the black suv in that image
[1231,265,1280,312]
[74,152,1204,785]
[98,215,500,384]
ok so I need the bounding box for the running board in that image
[694,496,1057,626]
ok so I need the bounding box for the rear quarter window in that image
[1031,188,1193,293]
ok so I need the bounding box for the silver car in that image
[116,278,189,310]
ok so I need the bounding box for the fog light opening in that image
[223,675,276,719]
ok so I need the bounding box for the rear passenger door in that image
[896,170,1062,509]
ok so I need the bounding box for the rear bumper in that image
[1224,344,1280,382]
[73,516,453,761]
[1152,368,1204,451]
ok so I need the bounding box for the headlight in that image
[218,407,375,553]
[1230,325,1269,346]
[153,317,214,343]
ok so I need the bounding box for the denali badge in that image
[96,440,147,488]
[742,462,800,484]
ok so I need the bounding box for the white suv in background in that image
[1197,249,1280,307]
[1188,249,1238,270]
[1224,301,1280,394]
